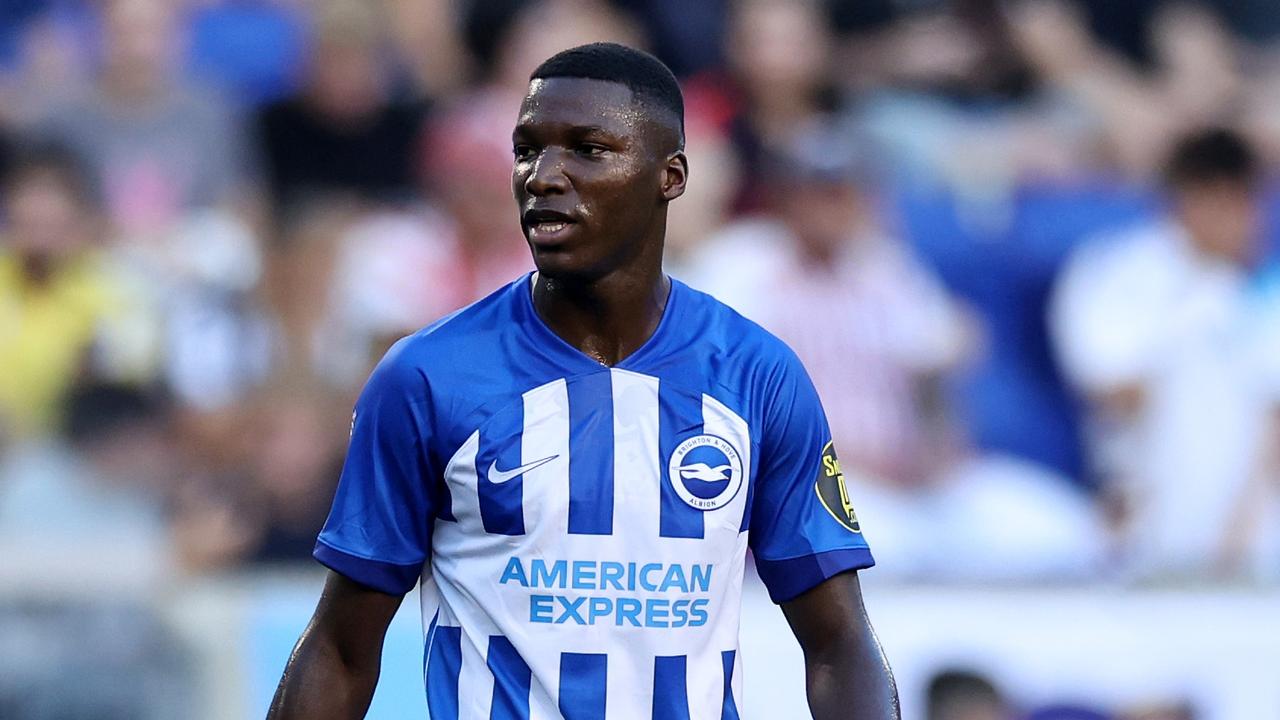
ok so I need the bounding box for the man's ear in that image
[661,151,688,202]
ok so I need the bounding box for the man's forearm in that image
[267,625,381,719]
[804,623,899,720]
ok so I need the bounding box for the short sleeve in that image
[314,341,437,595]
[749,352,875,603]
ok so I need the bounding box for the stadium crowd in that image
[3,0,1280,584]
[0,1,1278,717]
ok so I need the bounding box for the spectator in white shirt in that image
[1051,127,1280,581]
[691,122,1106,581]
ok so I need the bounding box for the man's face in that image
[511,77,681,280]
[1175,179,1260,266]
[5,171,91,261]
[779,180,861,261]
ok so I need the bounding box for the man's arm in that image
[267,571,405,719]
[780,570,899,720]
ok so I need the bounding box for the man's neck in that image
[532,268,670,367]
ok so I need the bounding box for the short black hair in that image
[530,42,685,143]
[926,669,1002,720]
[1164,126,1259,189]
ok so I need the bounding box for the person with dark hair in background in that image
[37,0,250,238]
[0,141,154,440]
[269,42,898,719]
[925,668,1008,720]
[1052,127,1280,581]
[691,122,1105,582]
[254,0,428,220]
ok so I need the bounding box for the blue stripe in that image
[652,655,690,720]
[488,635,531,720]
[721,650,739,720]
[567,372,614,535]
[737,460,755,532]
[558,652,607,720]
[437,475,456,522]
[754,546,876,603]
[478,402,526,535]
[312,540,421,596]
[658,383,704,538]
[425,625,461,719]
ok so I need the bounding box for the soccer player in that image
[269,43,898,719]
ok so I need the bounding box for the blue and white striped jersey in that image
[315,274,874,719]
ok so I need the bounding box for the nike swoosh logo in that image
[487,455,559,484]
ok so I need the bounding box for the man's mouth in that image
[523,209,578,243]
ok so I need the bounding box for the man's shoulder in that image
[672,278,805,375]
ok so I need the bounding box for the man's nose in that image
[524,150,569,196]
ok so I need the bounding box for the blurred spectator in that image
[614,0,727,77]
[171,386,346,569]
[690,123,1106,580]
[692,123,967,486]
[384,0,471,99]
[481,0,645,94]
[1051,127,1280,580]
[414,90,535,301]
[664,109,742,271]
[254,0,428,219]
[837,0,1096,198]
[0,3,94,127]
[831,0,1035,100]
[926,668,1009,720]
[1012,1,1247,179]
[0,382,176,585]
[721,0,837,210]
[241,389,344,563]
[37,0,251,240]
[0,141,154,439]
[186,0,309,106]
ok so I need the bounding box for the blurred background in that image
[0,0,1278,718]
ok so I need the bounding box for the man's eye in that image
[513,145,536,160]
[578,144,608,157]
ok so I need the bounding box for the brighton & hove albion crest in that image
[668,434,744,511]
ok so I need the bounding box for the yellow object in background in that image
[0,250,125,438]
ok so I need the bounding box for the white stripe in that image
[457,630,495,719]
[610,369,663,543]
[701,393,752,539]
[731,648,744,715]
[698,393,754,719]
[441,430,481,533]
[605,647,657,719]
[528,678,561,720]
[687,652,722,720]
[521,379,571,541]
[521,379,570,720]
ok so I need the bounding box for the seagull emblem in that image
[678,463,733,483]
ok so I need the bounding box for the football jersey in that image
[315,274,874,719]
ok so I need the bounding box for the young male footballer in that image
[269,43,898,720]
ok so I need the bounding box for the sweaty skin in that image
[268,75,898,720]
[512,77,686,366]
